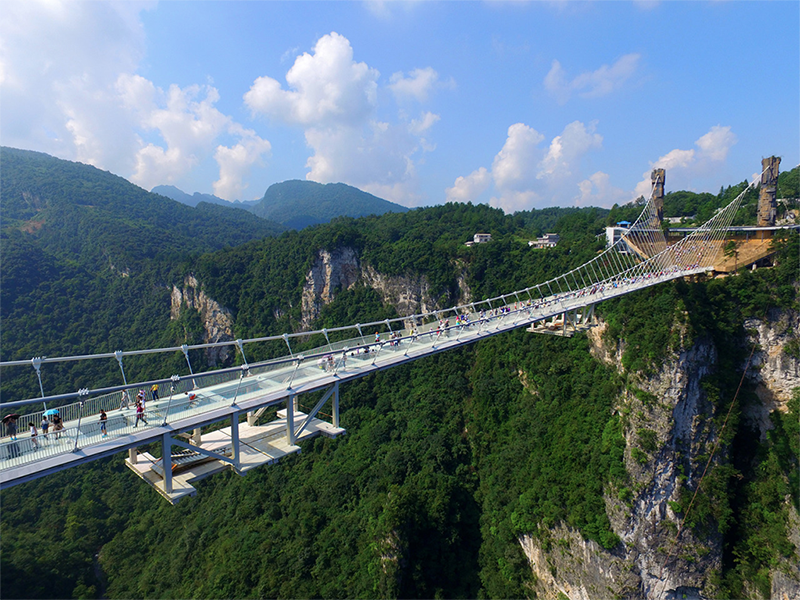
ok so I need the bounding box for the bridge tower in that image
[651,168,666,224]
[757,156,780,226]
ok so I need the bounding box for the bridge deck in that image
[0,267,708,491]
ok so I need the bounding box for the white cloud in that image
[0,1,268,198]
[245,32,447,205]
[213,129,272,201]
[445,167,491,203]
[544,54,640,104]
[389,67,445,103]
[491,123,546,192]
[244,32,379,128]
[695,125,737,161]
[633,125,737,199]
[575,171,628,207]
[448,120,607,212]
[409,111,440,136]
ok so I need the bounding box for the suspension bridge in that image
[0,168,791,503]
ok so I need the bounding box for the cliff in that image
[300,246,468,329]
[521,308,800,599]
[170,274,235,366]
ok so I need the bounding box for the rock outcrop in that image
[522,330,721,599]
[171,274,235,366]
[300,246,468,330]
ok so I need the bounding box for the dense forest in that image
[0,151,798,598]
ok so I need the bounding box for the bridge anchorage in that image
[1,159,797,503]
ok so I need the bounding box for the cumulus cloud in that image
[213,128,272,200]
[389,67,450,103]
[245,32,446,205]
[544,54,640,104]
[575,171,628,208]
[633,125,737,199]
[447,120,607,212]
[0,1,269,199]
[445,167,491,203]
[245,32,379,128]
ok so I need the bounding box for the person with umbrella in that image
[45,409,62,440]
[3,414,20,459]
[3,414,19,440]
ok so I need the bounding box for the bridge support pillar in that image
[192,428,201,445]
[247,411,256,426]
[231,411,240,471]
[332,382,340,428]
[286,394,295,445]
[128,448,138,464]
[162,434,173,494]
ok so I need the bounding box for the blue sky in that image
[2,1,798,212]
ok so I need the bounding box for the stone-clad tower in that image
[651,168,665,224]
[757,156,780,226]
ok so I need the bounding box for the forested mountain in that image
[151,184,259,209]
[0,153,798,599]
[250,179,409,230]
[1,147,284,269]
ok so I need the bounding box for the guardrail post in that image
[162,375,181,426]
[181,345,197,389]
[72,389,89,452]
[31,357,46,410]
[235,339,249,370]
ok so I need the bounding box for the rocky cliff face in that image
[171,274,235,366]
[300,246,467,329]
[523,309,800,600]
[523,325,721,599]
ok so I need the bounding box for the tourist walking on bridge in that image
[134,401,148,428]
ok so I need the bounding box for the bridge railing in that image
[1,171,763,456]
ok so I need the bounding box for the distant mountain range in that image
[1,147,284,273]
[151,185,260,209]
[154,180,409,230]
[250,180,409,230]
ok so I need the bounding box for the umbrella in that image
[43,409,59,416]
[2,413,20,423]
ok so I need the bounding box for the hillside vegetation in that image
[0,150,798,598]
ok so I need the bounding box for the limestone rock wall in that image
[300,246,467,330]
[522,330,721,599]
[525,307,800,599]
[171,274,235,366]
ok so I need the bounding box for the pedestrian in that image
[119,390,130,411]
[52,414,63,440]
[137,389,146,408]
[29,422,39,450]
[150,384,159,402]
[7,417,17,441]
[134,401,147,428]
[99,409,108,437]
[41,415,49,441]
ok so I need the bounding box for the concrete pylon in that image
[758,156,780,227]
[651,168,666,225]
